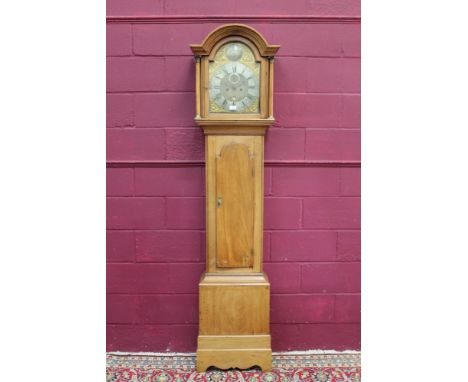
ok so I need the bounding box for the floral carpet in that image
[106,352,361,382]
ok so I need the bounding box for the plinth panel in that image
[199,286,269,335]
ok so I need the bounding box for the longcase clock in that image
[190,24,279,372]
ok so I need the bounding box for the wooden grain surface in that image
[205,135,264,273]
[216,143,255,268]
[199,282,269,335]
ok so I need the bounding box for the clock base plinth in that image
[196,335,272,372]
[196,273,272,372]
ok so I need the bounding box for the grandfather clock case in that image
[191,24,279,372]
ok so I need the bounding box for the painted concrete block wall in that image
[106,0,361,352]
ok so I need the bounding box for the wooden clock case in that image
[190,24,279,372]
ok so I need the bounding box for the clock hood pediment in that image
[190,24,280,58]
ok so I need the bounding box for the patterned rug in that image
[106,352,361,382]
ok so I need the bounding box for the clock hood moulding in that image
[190,24,280,57]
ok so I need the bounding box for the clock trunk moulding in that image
[190,24,279,372]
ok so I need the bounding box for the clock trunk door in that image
[215,139,255,268]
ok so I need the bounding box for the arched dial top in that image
[190,23,280,57]
[209,42,260,114]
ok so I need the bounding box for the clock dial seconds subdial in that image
[209,62,259,113]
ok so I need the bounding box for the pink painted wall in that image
[106,0,361,352]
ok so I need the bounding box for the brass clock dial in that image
[209,42,260,114]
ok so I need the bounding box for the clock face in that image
[209,42,260,114]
